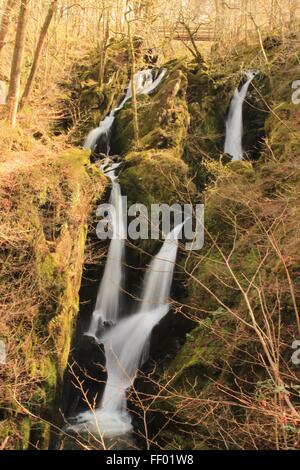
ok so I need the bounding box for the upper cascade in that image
[83,68,167,152]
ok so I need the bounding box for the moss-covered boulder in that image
[112,60,190,156]
[120,149,191,207]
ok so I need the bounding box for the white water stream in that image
[74,225,182,438]
[224,70,257,161]
[83,68,166,152]
[86,164,126,336]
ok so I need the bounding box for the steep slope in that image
[145,39,300,450]
[0,147,106,449]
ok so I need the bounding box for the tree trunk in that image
[115,0,122,33]
[19,0,57,110]
[0,0,18,58]
[98,1,110,87]
[127,17,139,148]
[6,0,30,126]
[214,0,225,41]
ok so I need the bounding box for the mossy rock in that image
[119,149,192,208]
[57,42,131,142]
[0,147,106,449]
[168,316,232,388]
[112,66,190,156]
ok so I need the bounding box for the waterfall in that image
[72,225,181,438]
[117,68,167,109]
[139,223,183,364]
[84,115,115,154]
[69,66,170,439]
[224,70,257,161]
[140,224,183,313]
[86,164,126,336]
[83,68,167,153]
[85,67,167,336]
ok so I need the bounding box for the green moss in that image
[169,316,231,388]
[0,147,106,449]
[120,149,192,207]
[227,160,254,176]
[38,254,55,287]
[17,417,31,450]
[112,66,190,156]
[29,419,51,450]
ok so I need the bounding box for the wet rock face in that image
[183,68,233,190]
[111,61,190,156]
[62,336,107,418]
[242,73,270,161]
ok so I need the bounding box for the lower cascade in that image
[72,225,182,438]
[224,70,257,161]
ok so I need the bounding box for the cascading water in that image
[83,68,167,153]
[138,224,183,363]
[224,70,257,161]
[85,163,126,336]
[68,67,173,439]
[140,224,183,313]
[85,68,167,337]
[84,115,115,154]
[72,225,182,438]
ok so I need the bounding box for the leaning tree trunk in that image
[6,0,30,126]
[98,1,110,88]
[0,0,18,58]
[127,20,139,148]
[214,0,225,42]
[19,0,57,110]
